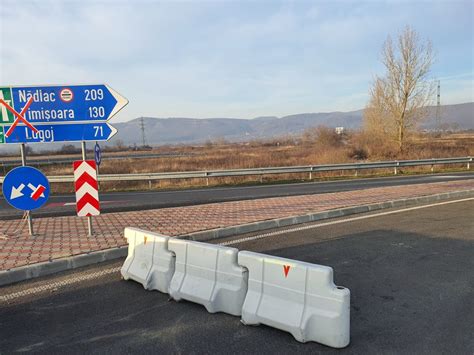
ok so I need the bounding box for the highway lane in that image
[1,171,473,219]
[1,199,473,354]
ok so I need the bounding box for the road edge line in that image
[1,189,473,287]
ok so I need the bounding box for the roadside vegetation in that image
[364,26,435,152]
[1,129,471,194]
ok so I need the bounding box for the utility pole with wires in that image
[139,117,147,147]
[436,80,441,131]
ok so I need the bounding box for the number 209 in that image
[85,89,104,101]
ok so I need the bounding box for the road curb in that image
[1,189,473,287]
[183,189,474,241]
[0,246,127,287]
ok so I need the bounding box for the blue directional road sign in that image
[2,166,50,211]
[94,143,102,166]
[3,122,117,144]
[0,85,128,125]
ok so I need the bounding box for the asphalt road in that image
[1,199,473,354]
[1,171,473,219]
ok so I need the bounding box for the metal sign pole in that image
[95,141,100,189]
[81,141,93,236]
[20,143,34,236]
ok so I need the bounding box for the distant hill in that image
[0,102,472,153]
[113,102,473,146]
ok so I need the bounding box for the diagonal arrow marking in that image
[73,161,97,178]
[75,182,99,200]
[10,184,25,200]
[77,202,100,217]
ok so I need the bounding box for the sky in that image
[0,0,473,123]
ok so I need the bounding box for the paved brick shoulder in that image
[0,180,473,271]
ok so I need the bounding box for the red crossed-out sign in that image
[31,185,46,201]
[0,97,38,137]
[73,160,100,217]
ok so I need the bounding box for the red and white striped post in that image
[73,144,100,236]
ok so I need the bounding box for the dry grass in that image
[1,131,473,194]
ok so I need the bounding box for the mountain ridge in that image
[113,102,472,146]
[0,102,471,153]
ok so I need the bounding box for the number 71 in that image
[93,126,104,137]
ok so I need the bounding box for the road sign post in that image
[0,84,127,236]
[20,144,34,235]
[82,142,93,236]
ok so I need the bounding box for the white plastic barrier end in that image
[121,227,174,293]
[238,251,350,348]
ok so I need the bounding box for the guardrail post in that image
[205,172,210,186]
[309,171,312,180]
[355,169,358,177]
[394,161,399,175]
[149,180,152,190]
[468,157,471,170]
[431,164,434,173]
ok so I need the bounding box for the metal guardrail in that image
[0,157,471,185]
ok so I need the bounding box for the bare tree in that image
[364,26,435,152]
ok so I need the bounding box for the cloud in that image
[0,0,471,121]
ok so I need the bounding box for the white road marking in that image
[1,266,121,302]
[219,197,474,246]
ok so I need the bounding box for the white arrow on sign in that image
[107,123,118,140]
[106,85,129,120]
[10,183,25,200]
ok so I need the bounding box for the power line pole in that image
[436,80,441,131]
[139,117,147,147]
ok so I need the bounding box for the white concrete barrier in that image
[168,239,248,316]
[121,227,175,293]
[238,251,350,348]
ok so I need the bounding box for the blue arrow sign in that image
[0,84,128,125]
[94,143,102,166]
[2,166,50,211]
[3,122,117,144]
